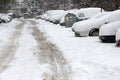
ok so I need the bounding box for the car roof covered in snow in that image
[78,7,105,19]
[60,7,104,23]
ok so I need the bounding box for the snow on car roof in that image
[90,12,110,20]
[78,7,105,19]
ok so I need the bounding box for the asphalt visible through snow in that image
[31,20,70,80]
[0,19,70,80]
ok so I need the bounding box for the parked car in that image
[48,10,66,24]
[0,13,12,23]
[72,10,120,37]
[60,7,104,27]
[99,21,120,43]
[116,28,120,47]
[24,13,30,19]
[40,13,49,20]
[40,10,66,24]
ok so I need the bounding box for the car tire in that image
[75,32,80,37]
[89,28,99,36]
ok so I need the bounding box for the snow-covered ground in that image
[36,19,120,80]
[0,18,120,80]
[0,20,65,80]
[0,19,20,63]
[0,21,45,80]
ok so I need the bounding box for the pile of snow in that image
[36,19,120,80]
[72,10,120,36]
[116,28,120,41]
[99,21,120,36]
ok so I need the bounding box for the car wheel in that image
[89,29,99,36]
[75,32,80,37]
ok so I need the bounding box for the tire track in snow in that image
[0,20,25,73]
[30,20,70,80]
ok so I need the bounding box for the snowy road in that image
[0,20,23,72]
[0,19,70,80]
[1,19,120,80]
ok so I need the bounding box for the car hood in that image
[99,21,120,36]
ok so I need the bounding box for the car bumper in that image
[74,32,88,37]
[99,35,115,43]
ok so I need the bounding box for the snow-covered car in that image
[40,13,49,20]
[60,7,104,27]
[99,21,120,43]
[40,10,66,24]
[116,28,120,47]
[60,9,79,26]
[47,10,66,24]
[24,13,30,19]
[7,13,16,18]
[72,10,120,37]
[0,13,12,23]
